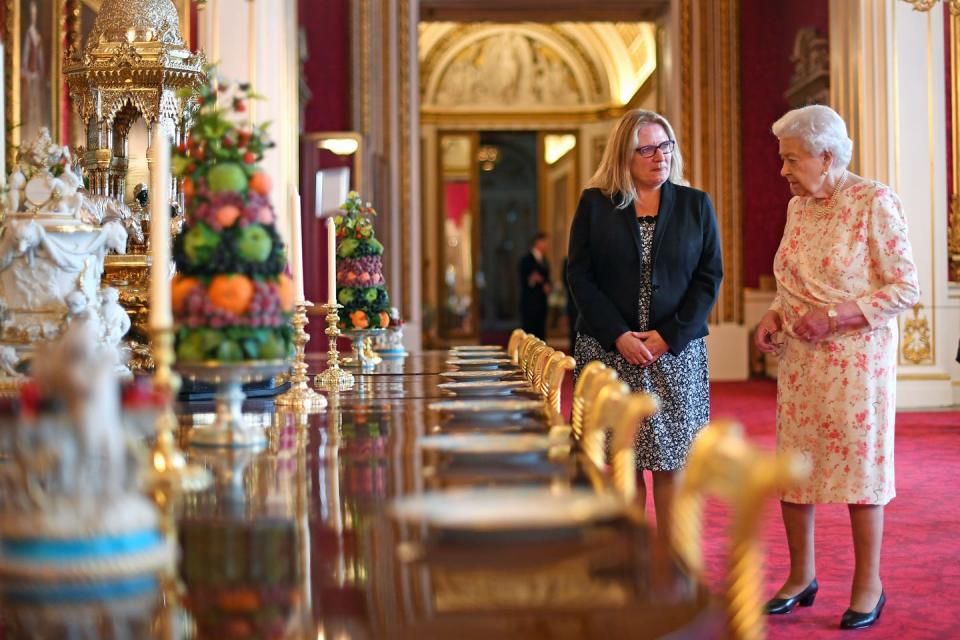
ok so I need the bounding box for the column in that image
[830,0,955,407]
[352,0,423,352]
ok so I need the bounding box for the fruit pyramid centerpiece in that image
[335,192,392,331]
[171,75,294,362]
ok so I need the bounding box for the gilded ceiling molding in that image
[418,21,658,113]
[421,24,602,110]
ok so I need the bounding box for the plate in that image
[446,357,514,370]
[439,370,521,382]
[389,487,625,530]
[429,398,544,418]
[437,380,529,396]
[418,433,568,454]
[450,345,505,352]
[447,350,506,359]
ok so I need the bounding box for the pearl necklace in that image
[811,171,848,218]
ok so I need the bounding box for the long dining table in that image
[0,351,724,639]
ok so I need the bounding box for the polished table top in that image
[0,352,721,639]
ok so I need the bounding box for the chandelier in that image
[900,0,960,15]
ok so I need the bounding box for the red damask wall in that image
[298,0,351,336]
[300,0,351,132]
[740,0,829,288]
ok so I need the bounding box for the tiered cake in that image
[335,193,392,331]
[171,77,294,362]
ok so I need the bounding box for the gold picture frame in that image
[4,0,66,165]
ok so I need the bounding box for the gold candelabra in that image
[145,327,211,492]
[314,303,355,392]
[276,301,328,413]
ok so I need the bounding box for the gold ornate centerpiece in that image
[63,0,205,372]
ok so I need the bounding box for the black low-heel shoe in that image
[840,591,886,630]
[764,579,819,615]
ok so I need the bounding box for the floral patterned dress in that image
[771,181,919,505]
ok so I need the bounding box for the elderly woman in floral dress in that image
[755,105,919,630]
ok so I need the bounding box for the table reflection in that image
[0,352,721,639]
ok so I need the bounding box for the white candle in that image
[289,187,305,302]
[149,132,172,329]
[326,217,336,305]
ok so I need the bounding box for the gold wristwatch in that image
[826,305,838,334]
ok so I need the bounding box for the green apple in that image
[183,223,220,264]
[207,162,248,194]
[216,340,244,362]
[337,288,355,305]
[236,224,273,262]
[260,333,288,359]
[363,287,378,303]
[337,239,359,258]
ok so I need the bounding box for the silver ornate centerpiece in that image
[0,316,172,591]
[0,130,131,393]
[64,0,204,372]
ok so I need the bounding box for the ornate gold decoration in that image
[63,0,202,371]
[784,27,829,108]
[314,303,355,392]
[275,301,328,413]
[949,11,960,282]
[63,0,204,201]
[950,195,960,282]
[901,303,933,364]
[144,326,211,492]
[672,420,808,640]
[900,0,960,15]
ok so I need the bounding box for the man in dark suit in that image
[518,232,551,339]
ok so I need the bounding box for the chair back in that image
[570,361,617,441]
[672,420,809,640]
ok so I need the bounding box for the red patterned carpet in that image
[702,380,960,639]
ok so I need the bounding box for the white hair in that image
[772,104,853,171]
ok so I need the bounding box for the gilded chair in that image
[508,329,527,364]
[579,379,658,500]
[518,337,545,385]
[529,343,554,392]
[569,361,618,441]
[541,350,576,416]
[671,420,809,640]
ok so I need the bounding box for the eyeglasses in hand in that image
[635,140,676,158]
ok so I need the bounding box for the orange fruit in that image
[215,204,241,227]
[207,274,254,315]
[378,311,390,327]
[182,176,195,199]
[276,274,296,312]
[350,310,369,329]
[248,171,272,196]
[171,274,199,313]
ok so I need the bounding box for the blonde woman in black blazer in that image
[567,109,722,533]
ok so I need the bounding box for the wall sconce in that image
[478,145,499,171]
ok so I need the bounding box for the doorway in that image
[436,131,544,343]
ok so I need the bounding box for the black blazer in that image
[566,183,723,355]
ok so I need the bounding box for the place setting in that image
[436,379,531,397]
[444,356,517,371]
[428,398,545,423]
